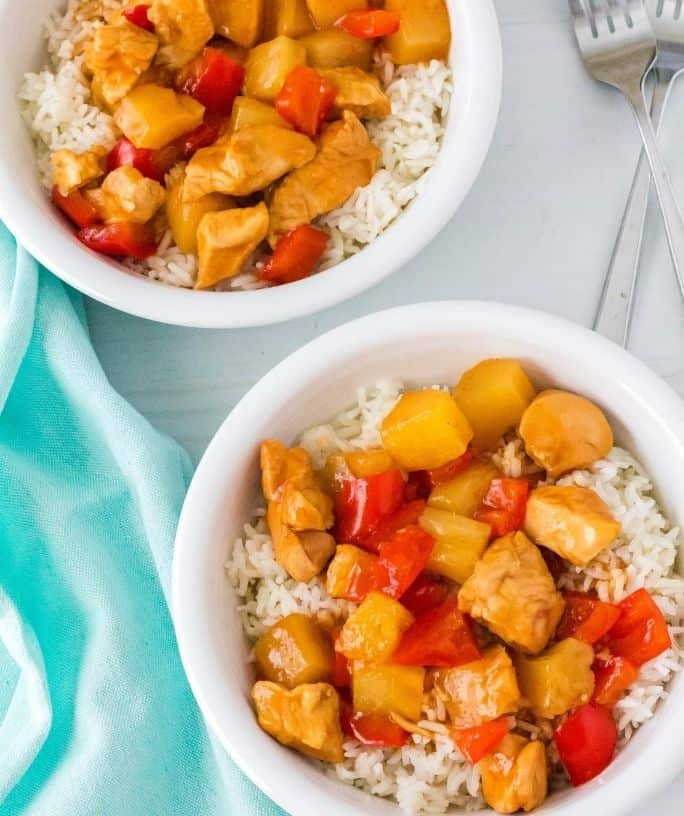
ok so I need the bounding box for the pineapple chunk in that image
[208,0,264,47]
[344,448,395,479]
[381,390,473,471]
[301,29,373,71]
[453,359,536,451]
[419,508,491,584]
[428,460,500,518]
[114,85,205,149]
[326,544,378,600]
[228,97,292,132]
[305,0,366,28]
[338,592,413,663]
[264,0,313,38]
[384,0,451,65]
[166,174,233,255]
[352,662,425,722]
[254,613,334,688]
[244,36,307,102]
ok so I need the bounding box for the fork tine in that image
[589,0,612,34]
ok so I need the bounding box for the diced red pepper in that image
[107,137,166,183]
[52,186,100,228]
[359,500,427,554]
[341,705,409,748]
[337,9,401,39]
[377,525,435,600]
[77,222,157,259]
[606,588,671,667]
[554,703,617,786]
[593,656,638,707]
[275,65,337,137]
[332,629,351,688]
[177,48,245,115]
[259,225,328,285]
[451,717,510,765]
[122,4,154,31]
[556,591,621,645]
[392,596,480,667]
[179,115,223,157]
[398,573,450,617]
[334,468,406,544]
[404,472,430,502]
[474,478,529,537]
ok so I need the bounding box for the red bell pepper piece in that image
[593,656,638,707]
[451,717,510,765]
[377,525,435,600]
[107,137,166,183]
[337,9,401,39]
[359,500,427,554]
[335,468,406,544]
[474,478,529,537]
[605,588,671,666]
[392,596,480,667]
[122,3,155,31]
[341,705,409,748]
[275,65,337,137]
[398,573,450,617]
[179,115,223,156]
[556,591,621,645]
[77,222,157,259]
[554,703,617,786]
[177,48,245,115]
[260,225,329,285]
[52,186,100,228]
[331,629,351,688]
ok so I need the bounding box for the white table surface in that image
[84,0,684,812]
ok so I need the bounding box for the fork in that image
[594,0,684,346]
[569,0,684,340]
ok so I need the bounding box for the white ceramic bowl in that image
[173,301,684,816]
[0,0,501,328]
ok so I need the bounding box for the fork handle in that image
[594,76,672,346]
[624,80,684,303]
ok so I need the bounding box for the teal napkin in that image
[0,222,285,816]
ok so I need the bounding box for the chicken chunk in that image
[458,532,565,655]
[260,440,314,501]
[183,125,315,201]
[280,479,334,531]
[479,734,548,814]
[433,646,521,728]
[93,166,166,223]
[148,0,214,68]
[195,203,268,289]
[524,485,620,568]
[268,501,336,582]
[519,389,614,478]
[268,110,380,246]
[51,147,106,196]
[515,638,595,719]
[319,67,391,120]
[84,22,158,108]
[252,681,344,763]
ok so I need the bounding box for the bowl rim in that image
[0,0,502,328]
[172,300,684,816]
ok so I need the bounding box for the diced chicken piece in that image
[319,67,391,120]
[515,638,595,719]
[148,0,214,68]
[268,110,380,246]
[479,734,548,814]
[524,485,620,568]
[195,203,268,289]
[458,532,565,655]
[433,646,520,728]
[280,479,334,531]
[51,147,106,196]
[94,166,166,223]
[84,22,158,108]
[252,681,344,763]
[183,125,315,201]
[268,501,336,582]
[260,440,313,501]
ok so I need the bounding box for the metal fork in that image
[594,0,684,345]
[570,0,684,341]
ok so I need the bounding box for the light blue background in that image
[83,1,684,812]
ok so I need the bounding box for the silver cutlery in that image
[594,0,684,345]
[569,0,684,345]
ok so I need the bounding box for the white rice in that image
[225,381,684,814]
[18,0,452,290]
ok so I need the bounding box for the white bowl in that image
[0,0,501,328]
[173,301,684,816]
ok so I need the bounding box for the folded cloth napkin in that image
[0,222,285,816]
